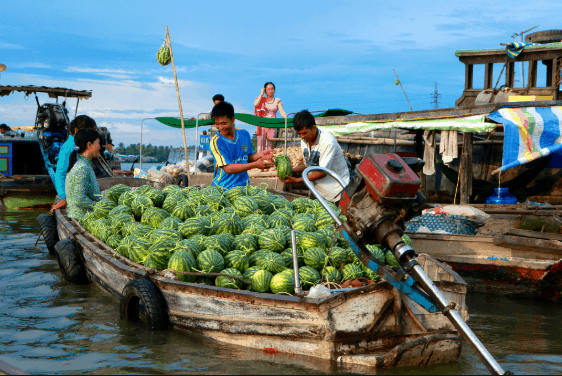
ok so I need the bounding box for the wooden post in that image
[166,26,190,173]
[460,133,473,204]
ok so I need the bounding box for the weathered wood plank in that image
[493,234,562,256]
[505,228,562,242]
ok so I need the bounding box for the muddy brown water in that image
[1,209,562,375]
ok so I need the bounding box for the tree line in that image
[114,143,193,163]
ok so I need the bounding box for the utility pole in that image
[511,25,539,88]
[433,82,440,109]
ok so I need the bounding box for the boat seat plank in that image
[493,234,562,256]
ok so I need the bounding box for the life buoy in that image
[54,239,89,284]
[37,213,59,255]
[120,278,168,330]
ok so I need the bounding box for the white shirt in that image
[301,128,350,202]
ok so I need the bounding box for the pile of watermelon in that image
[79,183,410,295]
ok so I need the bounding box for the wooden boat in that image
[52,177,470,369]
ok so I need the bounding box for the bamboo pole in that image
[166,26,189,171]
[393,69,413,111]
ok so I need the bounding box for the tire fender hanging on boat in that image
[175,173,188,187]
[54,239,89,284]
[37,214,60,255]
[120,278,169,330]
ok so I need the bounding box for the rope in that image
[161,270,252,285]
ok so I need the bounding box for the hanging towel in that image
[423,130,436,175]
[440,130,458,164]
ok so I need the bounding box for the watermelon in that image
[158,216,182,230]
[249,249,274,266]
[279,249,294,268]
[190,234,207,249]
[108,205,133,220]
[214,213,243,236]
[157,44,171,66]
[362,265,379,282]
[252,194,274,215]
[258,229,286,252]
[385,250,401,267]
[233,196,259,218]
[225,186,246,203]
[285,229,305,249]
[276,160,292,180]
[110,213,135,232]
[317,228,336,249]
[118,190,138,207]
[129,238,152,264]
[342,263,364,281]
[149,228,182,243]
[224,250,250,273]
[315,211,335,229]
[141,207,171,229]
[275,225,292,237]
[93,200,118,219]
[196,277,214,286]
[243,265,262,282]
[95,227,112,242]
[174,239,202,259]
[280,268,295,276]
[270,208,295,221]
[241,226,266,241]
[328,247,348,268]
[243,214,267,230]
[250,270,273,293]
[284,247,304,266]
[195,205,213,217]
[131,195,154,219]
[292,214,317,232]
[146,189,166,208]
[270,272,295,294]
[256,252,285,274]
[107,184,131,203]
[143,254,159,269]
[292,198,313,214]
[216,268,244,289]
[131,224,154,239]
[147,240,176,270]
[106,234,123,249]
[270,195,292,210]
[117,235,138,258]
[197,249,225,273]
[203,235,232,256]
[402,234,412,246]
[203,193,230,211]
[267,215,291,229]
[322,266,341,283]
[178,217,212,238]
[167,250,197,282]
[136,185,153,195]
[232,234,257,255]
[162,184,182,197]
[171,202,195,221]
[366,244,385,262]
[274,154,290,165]
[219,232,235,246]
[299,232,323,251]
[299,266,321,289]
[162,194,183,213]
[304,247,328,270]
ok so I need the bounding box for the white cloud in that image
[0,41,26,50]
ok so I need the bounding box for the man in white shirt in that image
[277,110,350,202]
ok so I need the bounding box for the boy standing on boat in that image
[209,101,274,190]
[277,110,349,203]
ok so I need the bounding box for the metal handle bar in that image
[301,166,347,226]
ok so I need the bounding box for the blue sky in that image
[0,0,560,147]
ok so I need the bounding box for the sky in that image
[0,0,560,148]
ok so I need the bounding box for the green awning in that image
[156,109,354,129]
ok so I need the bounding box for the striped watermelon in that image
[274,154,290,165]
[292,214,317,232]
[342,263,364,281]
[258,229,286,252]
[270,272,295,294]
[183,196,203,211]
[267,215,291,229]
[224,250,250,273]
[171,202,195,221]
[299,232,323,251]
[129,238,152,264]
[256,252,285,274]
[279,249,294,268]
[322,266,341,283]
[149,228,182,243]
[299,266,321,289]
[232,234,257,255]
[158,215,182,230]
[385,250,401,267]
[402,234,412,246]
[174,239,202,259]
[304,247,328,270]
[148,240,177,270]
[131,224,154,239]
[362,264,379,282]
[315,211,335,229]
[136,185,153,195]
[168,250,197,282]
[270,195,292,210]
[93,200,118,219]
[243,265,263,281]
[233,196,259,218]
[146,189,166,207]
[107,184,132,203]
[252,193,274,215]
[276,160,292,180]
[280,268,295,276]
[366,244,385,262]
[120,221,138,237]
[162,184,182,197]
[285,229,305,249]
[143,254,159,269]
[162,194,183,213]
[203,193,230,211]
[178,217,212,238]
[131,195,154,219]
[197,249,225,273]
[117,235,138,258]
[284,247,304,266]
[111,213,135,231]
[141,207,171,229]
[214,213,243,236]
[275,225,292,237]
[189,234,207,249]
[242,214,267,230]
[249,249,274,266]
[218,233,235,248]
[270,208,295,221]
[291,198,313,214]
[216,268,244,289]
[241,226,266,241]
[118,190,138,207]
[95,227,112,242]
[250,270,273,293]
[203,235,232,256]
[225,186,246,203]
[328,247,348,268]
[195,205,213,217]
[108,205,133,220]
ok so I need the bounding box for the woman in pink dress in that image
[254,82,287,152]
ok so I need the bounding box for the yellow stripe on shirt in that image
[210,136,226,166]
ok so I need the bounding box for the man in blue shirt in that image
[210,101,273,189]
[50,115,97,213]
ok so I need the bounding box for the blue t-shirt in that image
[210,129,254,189]
[54,135,75,199]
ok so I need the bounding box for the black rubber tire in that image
[37,213,59,255]
[120,278,168,330]
[175,173,188,187]
[525,30,562,44]
[54,239,89,284]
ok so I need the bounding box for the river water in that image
[1,209,562,375]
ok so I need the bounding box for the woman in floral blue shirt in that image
[65,129,101,219]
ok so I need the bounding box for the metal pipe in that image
[290,230,305,297]
[301,166,348,226]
